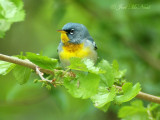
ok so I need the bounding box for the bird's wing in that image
[87,36,97,50]
[57,42,63,53]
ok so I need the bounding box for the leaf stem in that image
[35,66,52,83]
[0,53,160,104]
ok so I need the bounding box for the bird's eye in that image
[69,29,74,35]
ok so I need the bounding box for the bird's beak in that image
[57,30,66,33]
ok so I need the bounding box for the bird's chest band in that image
[60,43,91,59]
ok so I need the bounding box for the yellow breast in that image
[60,43,91,60]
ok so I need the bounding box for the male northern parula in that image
[57,23,97,67]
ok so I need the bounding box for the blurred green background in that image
[0,0,160,120]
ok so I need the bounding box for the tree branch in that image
[0,54,64,75]
[0,53,160,104]
[115,86,160,104]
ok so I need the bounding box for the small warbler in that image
[57,23,97,67]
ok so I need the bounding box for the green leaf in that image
[91,86,116,112]
[112,60,119,71]
[115,83,141,104]
[13,65,31,85]
[147,103,160,120]
[0,60,15,75]
[99,103,111,112]
[68,57,88,71]
[0,0,25,38]
[68,57,105,74]
[97,60,114,87]
[26,52,59,70]
[64,72,100,99]
[112,60,126,79]
[118,100,148,120]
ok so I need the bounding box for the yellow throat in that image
[59,31,91,60]
[60,31,69,43]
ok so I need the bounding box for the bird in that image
[57,23,97,67]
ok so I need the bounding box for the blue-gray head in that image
[59,23,92,44]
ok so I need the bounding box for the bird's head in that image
[58,23,90,44]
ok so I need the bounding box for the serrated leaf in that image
[115,83,141,104]
[68,57,88,71]
[118,100,148,120]
[97,60,114,87]
[91,86,116,112]
[0,0,25,38]
[13,65,31,85]
[84,59,103,74]
[26,52,59,70]
[68,57,105,74]
[0,60,15,75]
[64,72,100,99]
